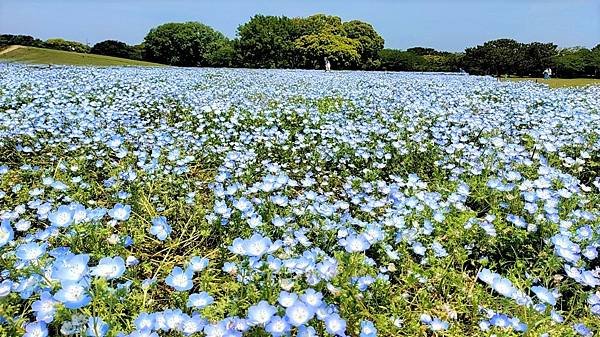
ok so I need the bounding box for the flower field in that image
[0,63,599,337]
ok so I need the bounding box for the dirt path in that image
[0,45,23,55]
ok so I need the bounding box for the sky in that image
[1,0,599,51]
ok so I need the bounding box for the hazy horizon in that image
[1,0,599,51]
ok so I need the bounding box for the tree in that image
[463,39,523,75]
[0,34,45,47]
[293,14,344,36]
[552,47,594,78]
[45,38,90,53]
[91,40,135,59]
[517,42,557,76]
[342,20,384,69]
[143,22,227,66]
[205,39,236,67]
[378,49,425,71]
[235,15,300,68]
[407,47,443,56]
[294,33,360,69]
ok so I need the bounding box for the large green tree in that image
[235,15,300,68]
[463,39,523,75]
[91,40,136,59]
[517,42,557,76]
[342,20,384,69]
[552,47,595,78]
[143,22,227,66]
[293,14,344,36]
[294,33,360,69]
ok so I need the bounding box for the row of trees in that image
[0,34,144,60]
[3,15,600,77]
[141,15,384,69]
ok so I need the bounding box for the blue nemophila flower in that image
[91,256,126,280]
[188,256,209,272]
[134,312,155,330]
[0,279,13,297]
[32,291,57,323]
[573,323,593,337]
[265,315,290,337]
[285,300,315,326]
[339,233,371,253]
[324,313,347,336]
[48,205,75,228]
[531,285,558,306]
[278,291,298,307]
[87,317,109,337]
[247,300,277,325]
[15,242,47,261]
[187,292,214,309]
[0,219,14,247]
[420,314,449,331]
[108,203,131,221]
[51,253,90,282]
[53,281,91,309]
[360,320,377,337]
[165,266,193,291]
[149,216,171,241]
[23,321,48,337]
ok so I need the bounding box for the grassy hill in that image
[0,46,162,67]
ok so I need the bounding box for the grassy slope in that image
[0,46,162,67]
[504,77,600,88]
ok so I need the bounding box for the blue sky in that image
[1,0,598,51]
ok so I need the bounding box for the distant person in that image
[324,57,331,72]
[547,68,552,79]
[543,68,549,79]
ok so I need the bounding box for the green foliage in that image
[0,34,45,48]
[45,38,91,53]
[463,39,523,76]
[552,47,598,78]
[294,14,344,36]
[294,33,361,69]
[235,15,300,68]
[91,40,139,60]
[342,20,385,69]
[378,49,425,71]
[143,22,228,66]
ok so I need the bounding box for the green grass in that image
[504,77,600,88]
[0,46,162,67]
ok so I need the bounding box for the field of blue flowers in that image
[0,63,599,337]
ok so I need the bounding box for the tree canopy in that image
[143,22,228,66]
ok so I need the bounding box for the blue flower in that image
[48,205,75,228]
[247,300,277,325]
[23,321,48,337]
[15,242,46,261]
[91,256,126,280]
[188,256,209,272]
[324,313,347,336]
[31,291,56,323]
[0,219,14,247]
[531,285,558,306]
[285,300,315,326]
[53,281,91,309]
[165,266,193,291]
[87,317,109,337]
[360,320,377,337]
[108,203,131,221]
[51,254,90,282]
[149,216,171,241]
[187,292,214,309]
[265,316,290,337]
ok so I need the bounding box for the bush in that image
[45,38,90,53]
